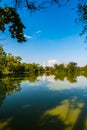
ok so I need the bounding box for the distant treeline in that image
[0,45,87,77]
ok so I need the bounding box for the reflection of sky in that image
[47,76,87,91]
[37,75,55,83]
[21,81,42,87]
[20,75,56,88]
[21,76,87,91]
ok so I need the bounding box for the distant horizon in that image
[1,44,86,67]
[21,58,87,67]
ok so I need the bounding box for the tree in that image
[0,0,87,42]
[0,45,6,74]
[0,6,26,42]
[66,62,77,74]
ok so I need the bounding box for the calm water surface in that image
[0,75,87,130]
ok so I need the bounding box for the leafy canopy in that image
[0,6,26,42]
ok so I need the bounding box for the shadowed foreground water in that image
[0,75,87,130]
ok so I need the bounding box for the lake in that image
[0,75,87,130]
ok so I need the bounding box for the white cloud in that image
[35,30,41,34]
[47,59,57,66]
[24,34,32,39]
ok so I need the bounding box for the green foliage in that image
[24,63,44,74]
[0,45,87,79]
[66,62,77,73]
[0,45,6,74]
[0,46,44,75]
[0,6,26,42]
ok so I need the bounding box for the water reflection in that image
[0,75,39,106]
[0,75,87,130]
[41,99,85,130]
[47,76,87,91]
[0,78,21,106]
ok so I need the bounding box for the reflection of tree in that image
[54,72,77,83]
[1,84,87,130]
[0,81,6,106]
[39,114,67,130]
[24,74,39,82]
[0,75,39,106]
[0,78,21,106]
[54,72,66,81]
[1,76,87,130]
[66,73,77,83]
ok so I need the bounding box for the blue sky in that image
[0,0,87,66]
